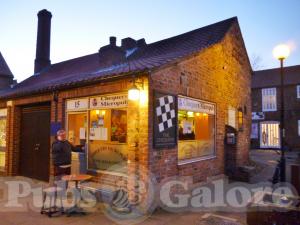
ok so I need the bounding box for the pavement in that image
[249,149,280,183]
[0,149,297,225]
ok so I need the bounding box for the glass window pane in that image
[88,109,128,173]
[178,110,215,161]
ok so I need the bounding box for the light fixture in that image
[273,44,290,60]
[128,77,144,101]
[101,110,106,115]
[128,83,140,101]
[187,111,194,117]
[96,110,100,115]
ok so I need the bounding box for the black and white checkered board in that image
[156,95,176,132]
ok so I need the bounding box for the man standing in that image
[52,129,79,180]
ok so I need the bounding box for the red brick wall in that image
[149,22,252,184]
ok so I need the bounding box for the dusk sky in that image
[1,0,299,82]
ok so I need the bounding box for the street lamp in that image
[273,44,290,182]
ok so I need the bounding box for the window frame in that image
[177,95,217,165]
[262,88,277,112]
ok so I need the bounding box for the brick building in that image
[252,65,300,150]
[0,10,251,191]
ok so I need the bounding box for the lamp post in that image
[273,44,290,182]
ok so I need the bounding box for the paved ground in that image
[249,149,280,183]
[0,149,297,225]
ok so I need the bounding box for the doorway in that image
[19,103,51,181]
[260,121,280,149]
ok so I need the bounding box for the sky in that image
[0,0,300,82]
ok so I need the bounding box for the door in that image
[260,121,280,149]
[67,112,87,174]
[19,104,51,181]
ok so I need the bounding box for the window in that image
[0,109,7,171]
[228,106,236,128]
[251,123,258,139]
[297,85,300,98]
[178,96,216,163]
[262,88,277,112]
[298,120,300,136]
[88,108,128,172]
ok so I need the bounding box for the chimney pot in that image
[121,37,137,50]
[110,36,116,46]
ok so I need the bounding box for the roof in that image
[0,52,13,77]
[252,65,300,88]
[1,17,238,99]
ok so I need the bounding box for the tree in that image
[250,54,263,71]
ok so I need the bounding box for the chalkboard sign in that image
[153,91,177,149]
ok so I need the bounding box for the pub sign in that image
[153,91,177,149]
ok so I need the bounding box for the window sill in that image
[87,169,128,178]
[262,109,277,112]
[178,155,216,166]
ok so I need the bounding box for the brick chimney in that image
[98,36,126,67]
[34,9,52,74]
[121,37,137,51]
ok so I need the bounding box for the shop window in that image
[178,96,216,163]
[88,108,128,173]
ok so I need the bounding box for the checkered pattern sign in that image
[156,95,176,132]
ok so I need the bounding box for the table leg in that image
[66,181,86,216]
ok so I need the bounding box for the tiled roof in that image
[1,17,237,99]
[0,52,13,77]
[252,65,300,88]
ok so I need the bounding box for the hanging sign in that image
[252,112,265,120]
[178,96,215,115]
[66,98,89,111]
[153,91,177,149]
[90,94,128,109]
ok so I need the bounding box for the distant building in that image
[0,52,15,89]
[252,65,300,150]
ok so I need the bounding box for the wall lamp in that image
[128,77,144,101]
